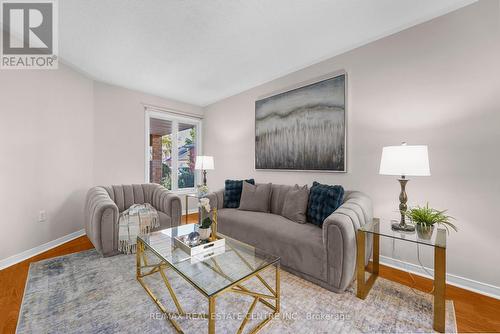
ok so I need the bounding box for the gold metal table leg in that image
[434,246,446,333]
[356,231,366,298]
[373,233,380,275]
[276,264,280,313]
[356,230,379,299]
[209,296,216,334]
[136,239,142,278]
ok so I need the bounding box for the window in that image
[145,108,202,192]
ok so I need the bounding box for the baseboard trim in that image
[380,255,500,300]
[0,229,86,270]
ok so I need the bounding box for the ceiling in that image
[59,0,476,106]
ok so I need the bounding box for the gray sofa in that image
[84,184,182,257]
[207,184,373,293]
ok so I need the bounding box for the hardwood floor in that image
[1,213,499,334]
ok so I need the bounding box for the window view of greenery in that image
[149,118,196,191]
[160,134,173,189]
[178,124,196,189]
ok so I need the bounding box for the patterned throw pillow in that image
[223,179,255,208]
[307,182,344,226]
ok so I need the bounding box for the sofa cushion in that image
[239,182,272,213]
[281,184,309,224]
[307,182,344,226]
[269,184,294,215]
[217,209,326,281]
[223,179,255,208]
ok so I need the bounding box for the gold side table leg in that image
[276,264,281,313]
[356,230,378,299]
[356,231,366,298]
[208,296,216,334]
[372,233,380,275]
[136,239,142,278]
[434,246,446,333]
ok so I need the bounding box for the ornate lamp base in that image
[393,175,415,232]
[391,221,416,232]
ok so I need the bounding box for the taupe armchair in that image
[84,184,181,257]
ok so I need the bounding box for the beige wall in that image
[0,64,94,260]
[204,1,500,288]
[92,81,203,185]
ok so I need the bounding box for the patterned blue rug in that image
[17,249,456,333]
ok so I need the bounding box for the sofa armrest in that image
[84,186,119,257]
[151,185,182,227]
[206,189,225,210]
[322,191,373,291]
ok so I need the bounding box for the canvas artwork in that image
[255,74,346,171]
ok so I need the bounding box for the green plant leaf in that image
[405,203,457,233]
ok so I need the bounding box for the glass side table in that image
[356,218,447,333]
[184,193,204,224]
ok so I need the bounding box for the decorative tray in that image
[190,244,226,264]
[174,234,225,257]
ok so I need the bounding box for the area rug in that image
[17,250,456,333]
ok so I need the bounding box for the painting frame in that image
[254,71,347,172]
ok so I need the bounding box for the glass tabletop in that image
[138,224,280,297]
[359,219,446,248]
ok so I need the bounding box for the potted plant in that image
[405,203,457,239]
[198,197,212,240]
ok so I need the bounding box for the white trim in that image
[0,229,85,270]
[144,110,151,183]
[142,103,203,120]
[172,119,179,188]
[380,255,500,300]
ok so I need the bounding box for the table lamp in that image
[195,156,214,186]
[379,143,430,231]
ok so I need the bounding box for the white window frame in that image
[145,108,202,194]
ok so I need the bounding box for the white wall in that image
[204,1,500,289]
[0,64,94,260]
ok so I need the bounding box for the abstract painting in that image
[255,74,346,171]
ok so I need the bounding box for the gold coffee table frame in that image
[356,218,447,333]
[136,238,280,334]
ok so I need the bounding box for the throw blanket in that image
[118,203,160,254]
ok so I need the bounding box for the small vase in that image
[198,227,211,241]
[197,185,209,197]
[416,224,434,240]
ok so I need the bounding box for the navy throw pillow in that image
[224,179,255,208]
[307,182,344,226]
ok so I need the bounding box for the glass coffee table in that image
[356,218,447,333]
[136,224,280,334]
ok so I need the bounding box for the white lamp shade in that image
[195,156,214,170]
[379,145,430,176]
